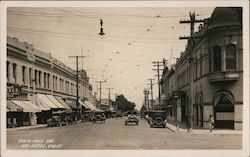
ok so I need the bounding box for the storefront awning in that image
[36,94,59,109]
[7,100,22,112]
[84,100,97,111]
[79,100,90,109]
[46,95,67,109]
[54,96,71,110]
[23,101,42,112]
[11,100,41,112]
[66,99,77,109]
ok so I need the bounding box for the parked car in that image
[125,113,139,125]
[83,110,93,122]
[47,110,76,127]
[47,116,66,127]
[92,111,105,123]
[147,110,166,128]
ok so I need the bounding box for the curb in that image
[7,125,47,132]
[166,126,175,132]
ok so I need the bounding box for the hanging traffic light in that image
[99,19,105,36]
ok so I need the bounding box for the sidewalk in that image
[7,124,47,132]
[166,122,242,135]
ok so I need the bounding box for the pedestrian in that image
[208,114,215,133]
[102,113,106,123]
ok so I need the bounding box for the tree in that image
[115,94,135,112]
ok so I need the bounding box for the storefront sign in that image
[7,85,21,98]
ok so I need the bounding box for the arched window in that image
[213,46,221,71]
[226,44,236,70]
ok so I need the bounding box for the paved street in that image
[7,118,242,149]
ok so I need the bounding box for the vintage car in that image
[125,113,139,125]
[83,110,93,122]
[147,110,166,128]
[92,111,105,123]
[47,110,76,127]
[47,116,66,127]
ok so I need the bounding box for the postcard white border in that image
[1,1,249,157]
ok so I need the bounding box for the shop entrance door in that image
[214,93,234,129]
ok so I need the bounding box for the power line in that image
[8,26,181,42]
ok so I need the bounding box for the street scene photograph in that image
[3,3,246,153]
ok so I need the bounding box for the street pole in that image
[152,61,164,109]
[96,80,106,109]
[69,55,86,119]
[106,88,113,110]
[143,89,149,110]
[147,78,154,109]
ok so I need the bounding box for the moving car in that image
[147,110,166,128]
[125,112,139,125]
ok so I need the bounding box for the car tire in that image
[155,117,163,126]
[149,119,155,126]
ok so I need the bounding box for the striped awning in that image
[7,100,22,112]
[11,100,41,112]
[54,96,71,110]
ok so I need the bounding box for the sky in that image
[7,7,214,110]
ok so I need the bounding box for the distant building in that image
[6,36,94,127]
[161,7,243,130]
[96,99,114,111]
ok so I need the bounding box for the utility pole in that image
[106,87,113,110]
[69,55,86,119]
[152,61,164,108]
[96,80,106,109]
[179,12,205,132]
[147,78,154,109]
[143,89,149,110]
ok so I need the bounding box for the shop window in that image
[213,46,221,71]
[226,44,236,70]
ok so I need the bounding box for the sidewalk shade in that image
[54,96,71,109]
[23,101,42,112]
[46,94,67,109]
[36,94,58,109]
[79,100,90,109]
[7,100,22,112]
[35,96,50,111]
[84,100,98,111]
[11,100,41,112]
[66,100,77,109]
